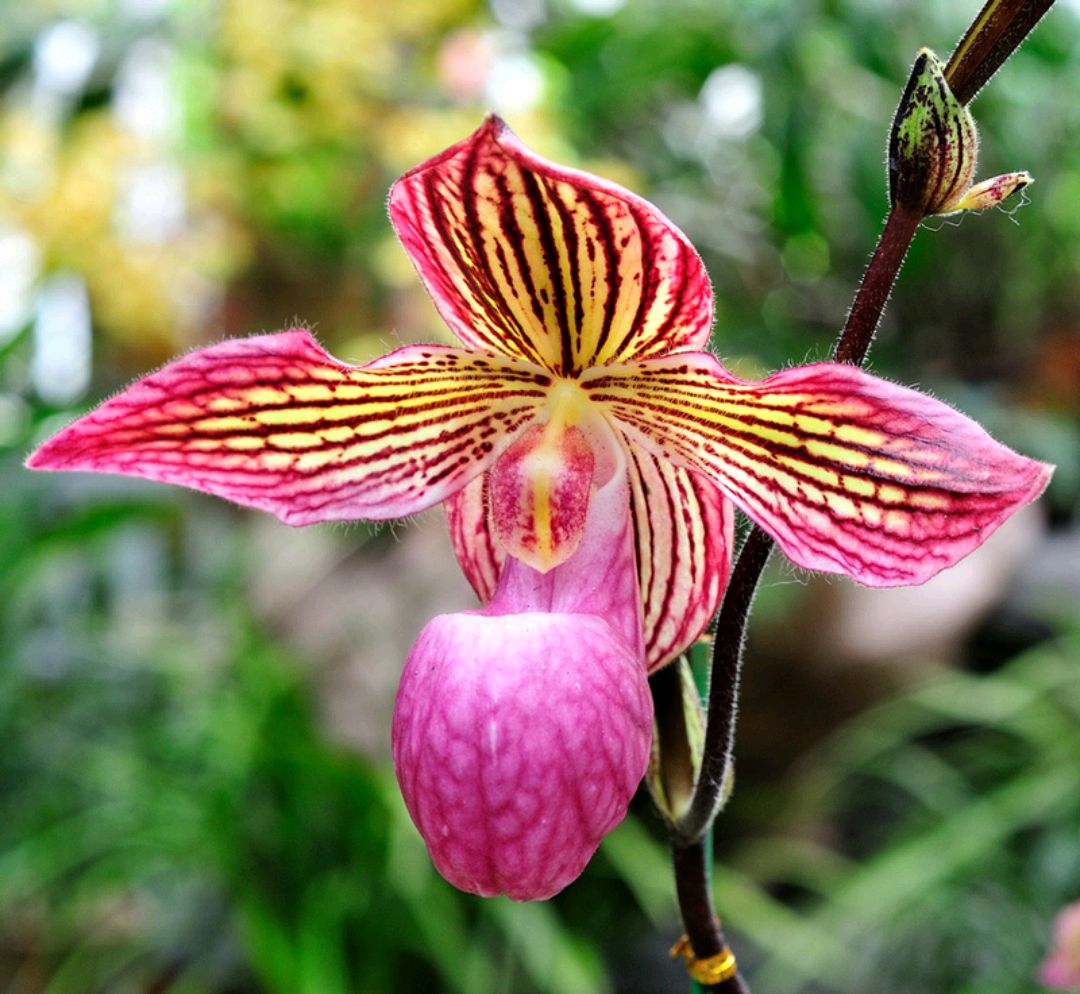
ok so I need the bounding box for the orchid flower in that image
[28,116,1050,900]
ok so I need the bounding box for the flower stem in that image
[677,203,920,845]
[672,526,774,846]
[676,201,921,851]
[834,206,923,365]
[669,205,923,986]
[672,840,750,994]
[945,0,1055,105]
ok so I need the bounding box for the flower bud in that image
[889,48,1032,218]
[889,49,978,216]
[950,170,1033,213]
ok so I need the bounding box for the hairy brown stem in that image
[669,203,921,994]
[834,207,923,365]
[946,0,1055,104]
[671,527,774,846]
[673,202,920,855]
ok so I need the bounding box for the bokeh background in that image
[3,1,1080,992]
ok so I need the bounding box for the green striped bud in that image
[889,48,1031,217]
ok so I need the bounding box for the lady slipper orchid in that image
[27,115,1051,900]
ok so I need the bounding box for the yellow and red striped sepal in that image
[28,330,553,525]
[389,115,714,377]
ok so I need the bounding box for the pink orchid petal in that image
[1039,901,1080,990]
[392,611,650,901]
[389,115,713,375]
[585,352,1053,586]
[27,330,551,525]
[394,442,650,900]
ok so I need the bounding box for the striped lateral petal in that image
[584,353,1053,587]
[626,447,733,671]
[446,446,733,672]
[446,473,503,603]
[29,330,552,525]
[389,115,713,377]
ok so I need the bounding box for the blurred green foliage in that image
[0,467,613,994]
[728,629,1080,994]
[2,0,1080,992]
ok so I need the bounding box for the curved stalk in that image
[669,204,921,992]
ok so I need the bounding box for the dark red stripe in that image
[518,166,574,374]
[620,201,665,357]
[544,177,587,370]
[576,186,622,366]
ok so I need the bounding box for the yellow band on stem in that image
[669,935,738,985]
